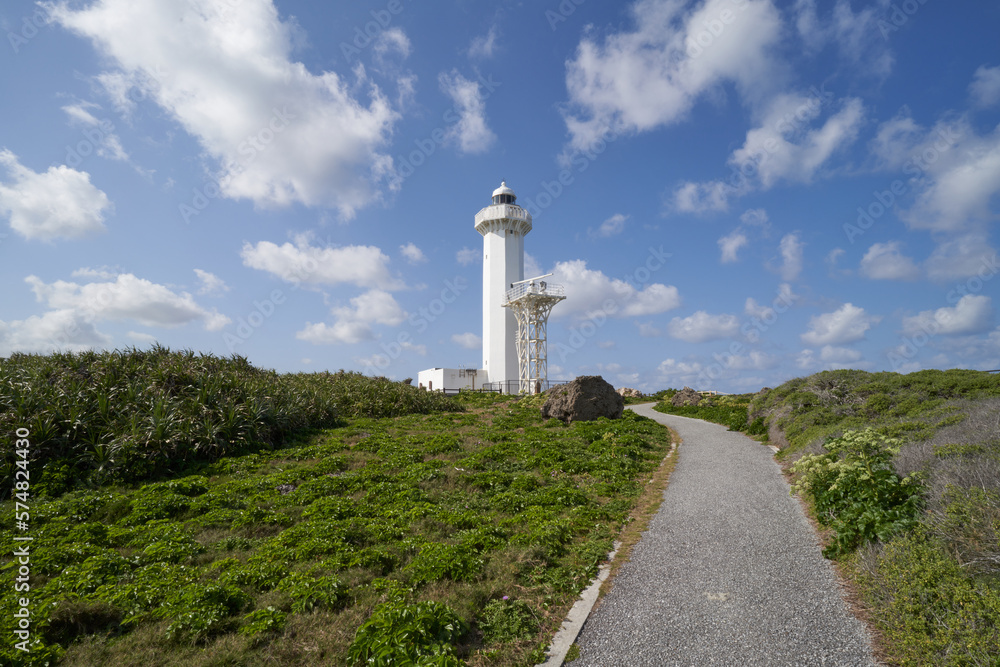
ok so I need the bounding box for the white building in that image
[418,181,539,394]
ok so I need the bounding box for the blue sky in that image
[1,0,999,393]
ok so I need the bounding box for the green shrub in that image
[851,531,1000,666]
[791,429,924,556]
[0,349,465,496]
[347,599,467,666]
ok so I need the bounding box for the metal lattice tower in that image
[503,277,565,394]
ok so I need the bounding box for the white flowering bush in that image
[791,428,924,557]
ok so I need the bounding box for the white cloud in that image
[872,112,1000,232]
[734,95,864,188]
[656,358,705,386]
[793,0,894,77]
[779,233,804,281]
[468,25,498,59]
[194,269,229,296]
[456,247,479,266]
[672,94,864,211]
[745,283,797,322]
[902,295,993,336]
[524,253,543,282]
[740,208,771,231]
[820,345,862,363]
[297,320,372,345]
[49,0,399,217]
[452,332,482,349]
[439,70,496,154]
[673,180,734,214]
[859,241,920,281]
[666,311,740,342]
[924,234,998,281]
[719,208,769,262]
[638,322,662,337]
[799,345,867,370]
[826,247,846,273]
[549,259,681,320]
[592,213,627,238]
[744,297,772,319]
[400,242,427,264]
[1,272,229,353]
[26,273,230,331]
[297,289,405,345]
[61,102,129,162]
[970,64,1000,108]
[334,289,405,326]
[622,284,681,317]
[561,0,783,155]
[72,266,123,280]
[796,349,818,370]
[374,28,411,60]
[598,340,616,349]
[127,331,158,344]
[241,236,402,290]
[0,309,111,356]
[801,303,879,346]
[718,231,748,263]
[0,150,111,241]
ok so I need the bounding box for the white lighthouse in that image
[417,181,563,394]
[475,181,531,389]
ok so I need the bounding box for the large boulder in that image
[671,386,702,407]
[541,376,624,423]
[617,387,644,398]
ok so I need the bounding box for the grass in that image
[0,358,674,666]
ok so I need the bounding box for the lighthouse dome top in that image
[491,181,516,205]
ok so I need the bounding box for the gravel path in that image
[571,404,878,666]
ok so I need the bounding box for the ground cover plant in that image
[758,369,1000,664]
[0,373,673,666]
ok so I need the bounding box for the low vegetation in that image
[0,350,674,666]
[653,391,767,437]
[751,369,1000,665]
[0,347,458,496]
